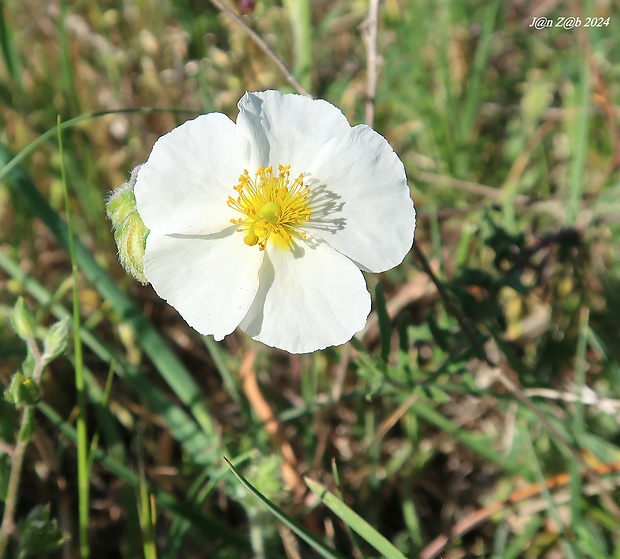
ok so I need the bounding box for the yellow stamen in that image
[227,165,310,250]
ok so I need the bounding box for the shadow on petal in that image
[167,225,238,241]
[304,178,347,235]
[240,252,276,337]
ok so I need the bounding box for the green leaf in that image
[224,458,345,559]
[427,312,450,352]
[17,505,67,557]
[304,477,408,559]
[21,347,35,377]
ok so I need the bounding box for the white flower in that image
[134,90,415,353]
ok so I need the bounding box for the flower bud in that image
[42,317,70,364]
[106,165,150,284]
[11,297,36,340]
[4,372,41,407]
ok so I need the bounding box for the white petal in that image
[304,124,415,273]
[236,91,351,179]
[144,229,264,340]
[239,238,371,353]
[135,113,247,236]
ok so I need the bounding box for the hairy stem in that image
[0,339,45,558]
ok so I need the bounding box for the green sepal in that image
[42,317,70,364]
[4,372,41,407]
[106,166,150,284]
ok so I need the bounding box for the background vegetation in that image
[1,0,620,557]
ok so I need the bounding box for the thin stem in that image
[412,244,483,357]
[0,408,34,557]
[283,0,312,92]
[57,117,90,557]
[0,339,45,558]
[363,0,380,126]
[249,513,266,559]
[207,0,310,97]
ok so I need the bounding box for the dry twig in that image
[207,0,310,97]
[362,0,380,126]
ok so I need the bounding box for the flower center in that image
[228,165,311,250]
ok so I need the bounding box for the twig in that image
[363,0,380,126]
[413,170,531,203]
[412,244,484,357]
[412,242,620,518]
[525,386,620,417]
[207,0,310,97]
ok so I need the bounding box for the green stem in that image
[248,513,266,559]
[57,116,90,557]
[0,338,45,558]
[283,0,312,91]
[0,407,34,558]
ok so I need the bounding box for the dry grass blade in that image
[240,349,306,501]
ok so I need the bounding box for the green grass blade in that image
[375,283,391,363]
[0,0,20,82]
[566,55,591,225]
[137,466,158,559]
[330,460,365,558]
[305,477,407,559]
[57,116,90,558]
[224,458,345,559]
[570,309,590,529]
[283,0,312,91]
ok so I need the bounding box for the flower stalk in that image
[0,337,45,559]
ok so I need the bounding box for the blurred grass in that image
[1,0,620,558]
